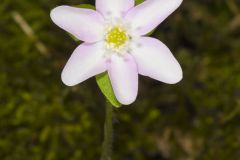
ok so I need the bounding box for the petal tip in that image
[166,67,183,84]
[50,6,60,16]
[50,6,62,22]
[61,71,78,87]
[118,96,137,105]
[50,5,70,23]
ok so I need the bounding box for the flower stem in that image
[100,101,113,160]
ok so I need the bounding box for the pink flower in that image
[50,0,183,105]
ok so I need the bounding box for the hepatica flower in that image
[50,0,183,105]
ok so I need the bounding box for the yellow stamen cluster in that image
[105,27,129,48]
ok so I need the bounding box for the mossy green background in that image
[0,0,240,159]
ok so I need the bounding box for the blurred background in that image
[0,0,240,159]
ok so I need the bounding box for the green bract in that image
[96,72,121,108]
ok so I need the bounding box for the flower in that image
[50,0,183,105]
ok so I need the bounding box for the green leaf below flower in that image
[135,0,145,5]
[96,72,121,108]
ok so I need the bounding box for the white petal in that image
[131,37,182,84]
[96,0,134,19]
[61,42,107,86]
[125,0,183,35]
[108,54,138,105]
[50,6,105,42]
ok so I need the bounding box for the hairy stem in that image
[100,101,113,160]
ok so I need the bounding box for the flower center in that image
[105,26,129,48]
